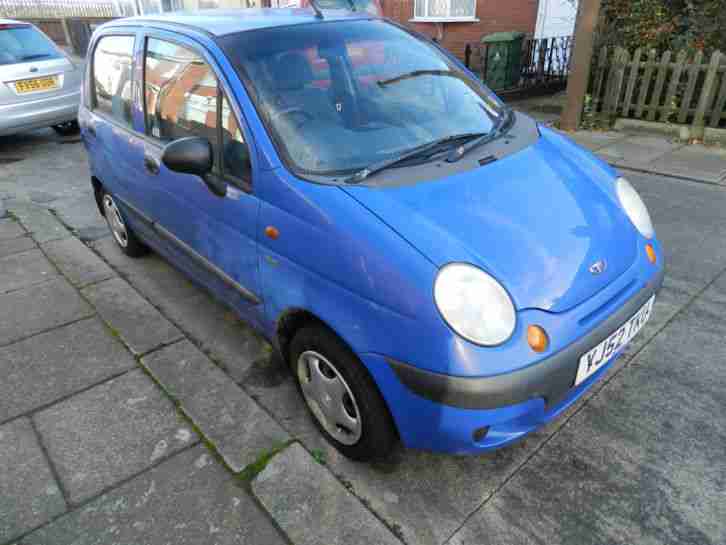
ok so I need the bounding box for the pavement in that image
[1,128,726,545]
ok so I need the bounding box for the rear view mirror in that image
[161,137,213,177]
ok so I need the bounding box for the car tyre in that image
[52,120,80,136]
[290,325,398,461]
[101,191,149,258]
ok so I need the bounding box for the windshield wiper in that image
[445,107,515,163]
[377,70,460,88]
[344,132,488,184]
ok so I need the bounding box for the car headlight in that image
[616,177,654,239]
[434,263,516,346]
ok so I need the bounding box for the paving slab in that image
[91,237,204,300]
[52,191,109,242]
[567,130,627,151]
[81,277,183,356]
[41,237,115,288]
[0,318,136,423]
[22,445,286,545]
[0,277,93,346]
[158,293,270,382]
[647,144,726,185]
[0,218,25,240]
[0,234,36,258]
[33,369,197,504]
[0,418,66,543]
[93,237,269,380]
[10,203,70,243]
[596,135,683,167]
[449,290,726,545]
[0,248,58,294]
[141,340,289,473]
[253,443,404,545]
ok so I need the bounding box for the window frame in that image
[89,32,138,130]
[140,33,254,193]
[410,0,479,23]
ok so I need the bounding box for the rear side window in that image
[144,38,219,148]
[92,35,135,128]
[0,24,62,66]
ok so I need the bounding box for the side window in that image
[92,35,135,128]
[144,38,219,153]
[220,93,251,181]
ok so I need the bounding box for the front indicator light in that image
[527,325,549,353]
[646,243,657,264]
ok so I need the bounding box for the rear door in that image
[139,33,263,321]
[83,32,156,240]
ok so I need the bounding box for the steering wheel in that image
[269,107,314,128]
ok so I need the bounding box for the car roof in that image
[112,8,373,37]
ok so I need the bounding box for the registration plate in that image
[575,295,655,386]
[14,76,58,94]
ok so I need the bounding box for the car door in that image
[82,31,156,241]
[139,33,263,323]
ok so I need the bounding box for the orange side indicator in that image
[265,226,280,240]
[645,243,657,264]
[527,325,549,353]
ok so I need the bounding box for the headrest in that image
[269,51,314,91]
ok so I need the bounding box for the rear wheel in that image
[290,325,398,461]
[52,120,80,136]
[101,192,148,258]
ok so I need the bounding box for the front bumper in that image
[388,265,664,410]
[0,90,80,136]
[363,265,664,454]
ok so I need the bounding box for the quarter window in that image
[221,94,251,181]
[92,35,135,128]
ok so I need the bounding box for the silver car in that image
[0,19,82,136]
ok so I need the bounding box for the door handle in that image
[143,154,160,175]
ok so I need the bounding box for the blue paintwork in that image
[81,13,665,454]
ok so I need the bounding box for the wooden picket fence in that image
[590,46,726,128]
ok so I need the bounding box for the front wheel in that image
[290,325,398,461]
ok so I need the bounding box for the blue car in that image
[80,8,664,461]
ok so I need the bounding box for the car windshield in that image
[219,19,505,178]
[0,24,63,66]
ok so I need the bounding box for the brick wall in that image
[383,0,538,61]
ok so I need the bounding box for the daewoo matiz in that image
[80,8,664,461]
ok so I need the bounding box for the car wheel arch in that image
[277,307,401,442]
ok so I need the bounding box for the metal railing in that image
[465,35,573,91]
[0,0,116,18]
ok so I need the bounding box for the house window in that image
[412,0,478,22]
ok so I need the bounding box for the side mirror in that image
[161,137,213,177]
